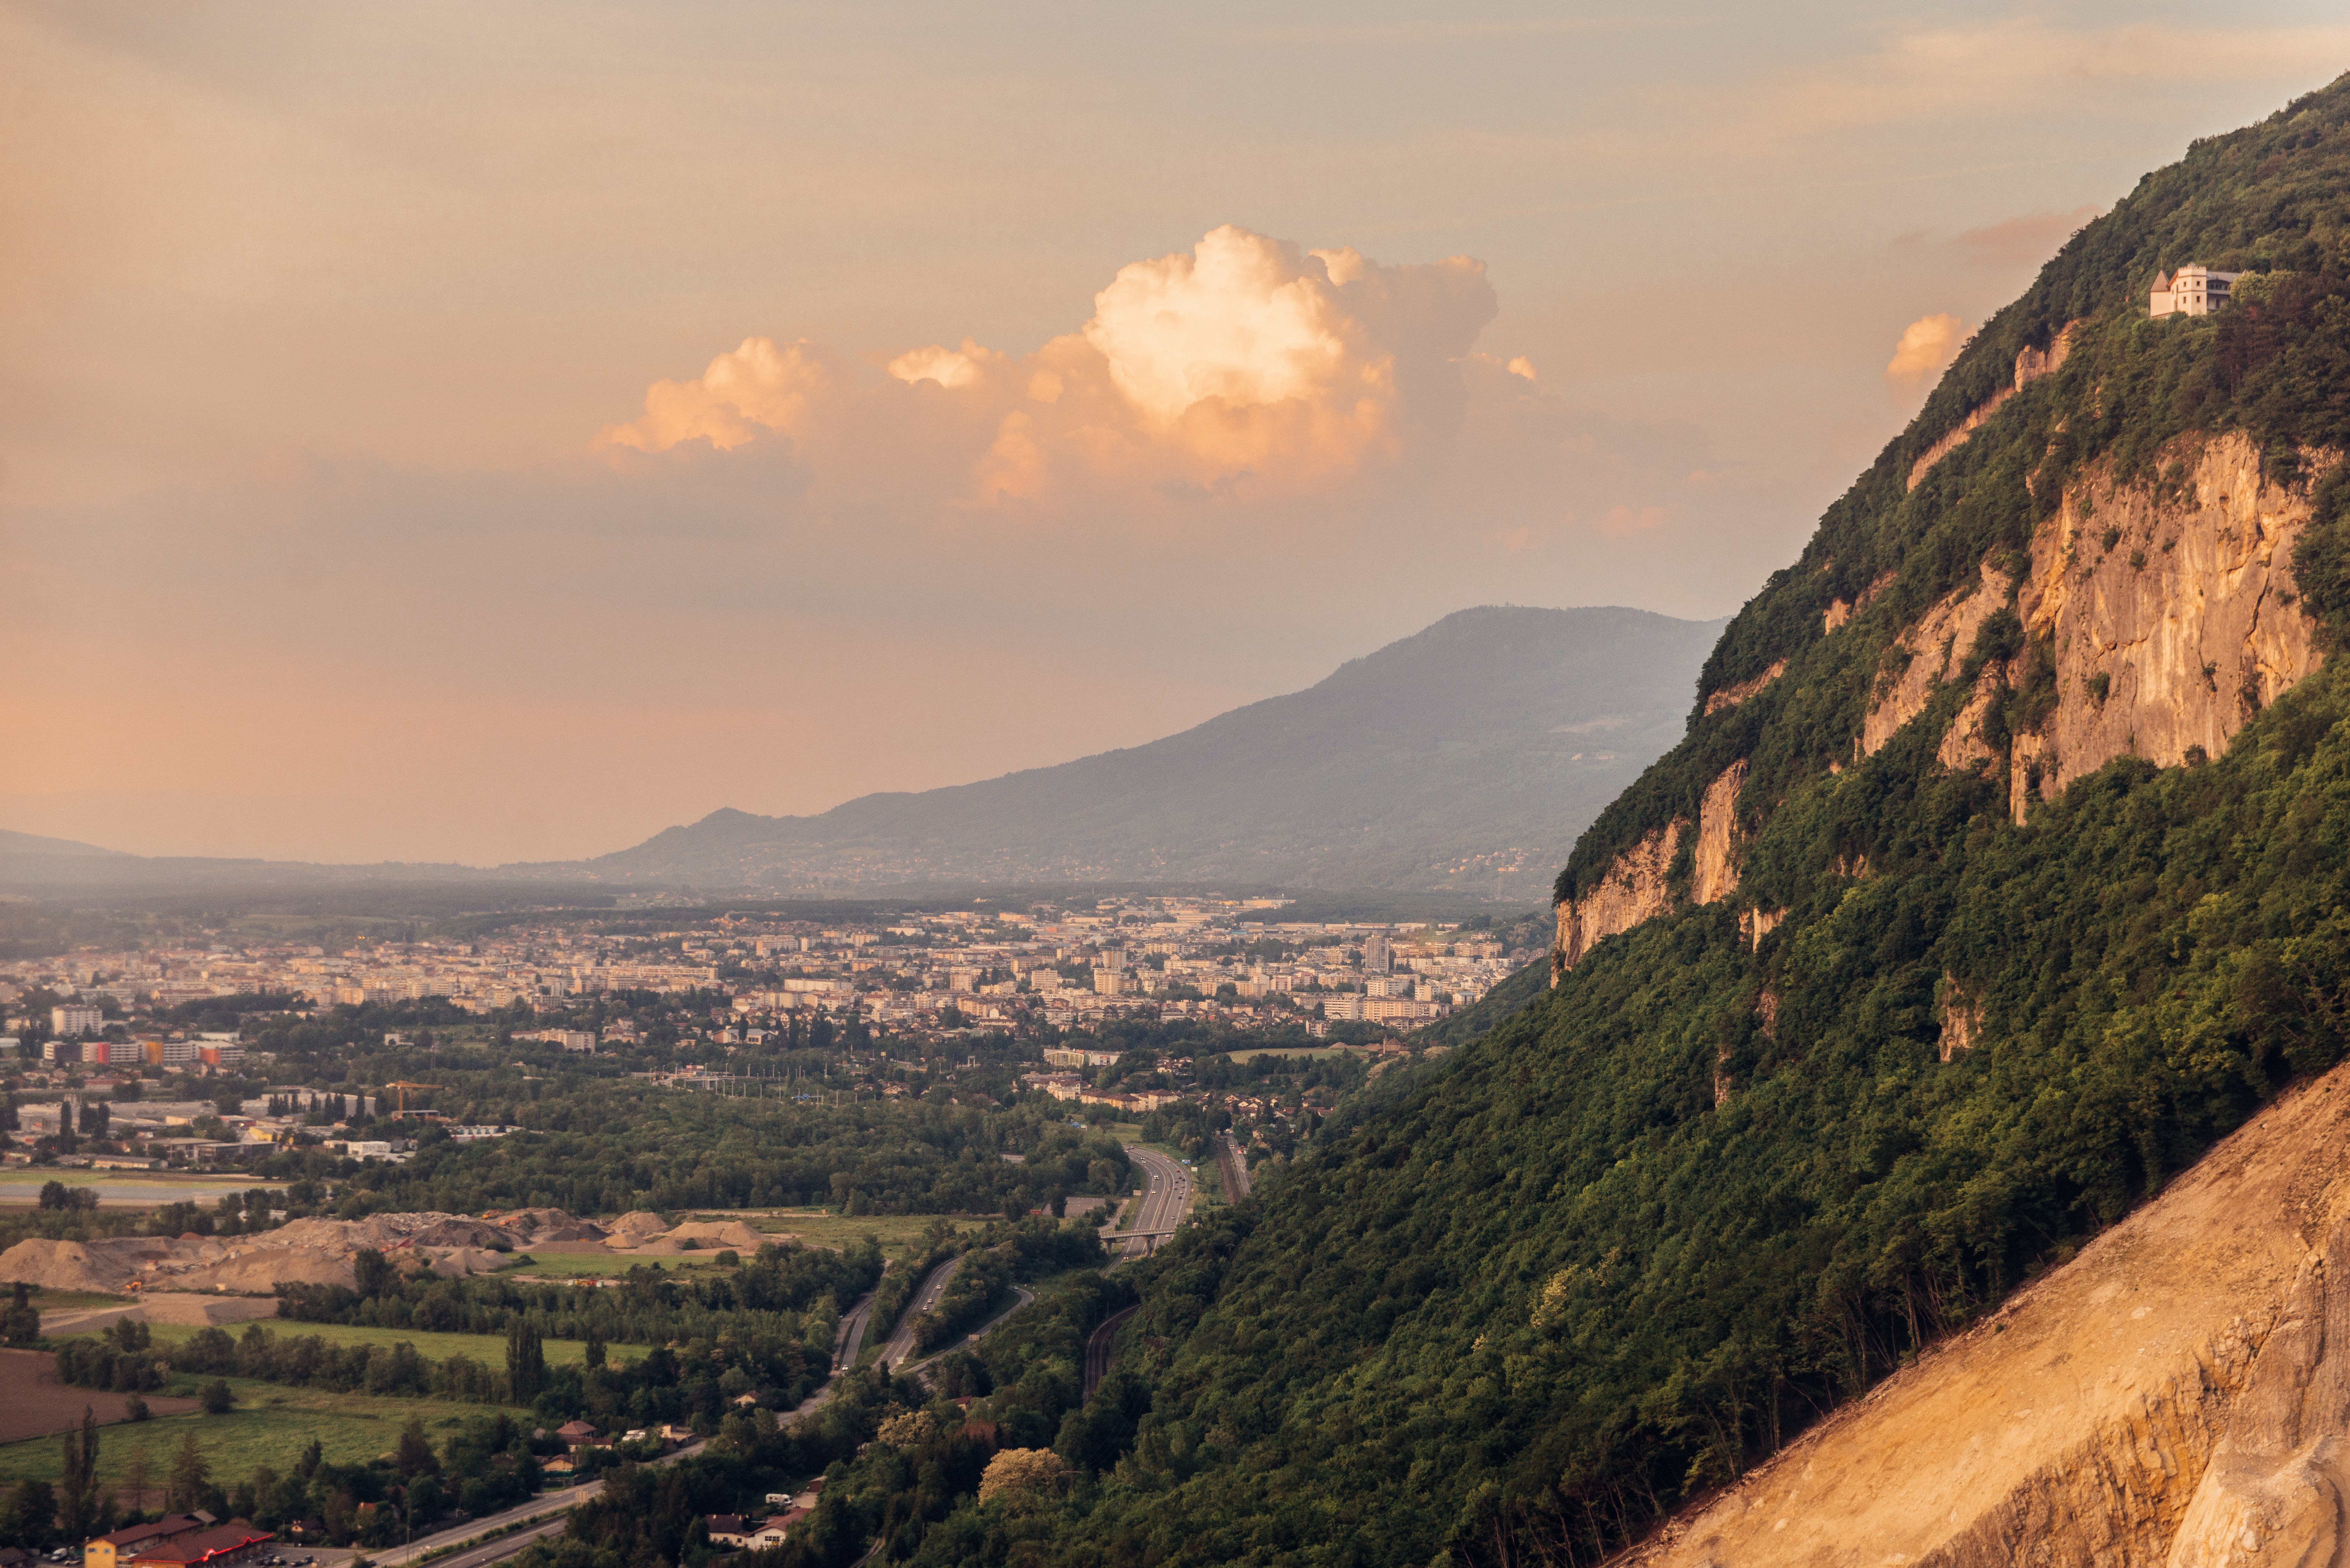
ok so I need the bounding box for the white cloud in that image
[593,224,1499,504]
[1885,312,1965,393]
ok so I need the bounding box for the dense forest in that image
[686,74,2350,1568]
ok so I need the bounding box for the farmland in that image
[53,1318,647,1369]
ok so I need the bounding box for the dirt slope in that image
[1632,1065,2350,1567]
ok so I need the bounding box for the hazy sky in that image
[7,1,2346,865]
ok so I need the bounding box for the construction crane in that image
[384,1081,443,1115]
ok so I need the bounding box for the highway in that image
[832,1287,878,1374]
[872,1254,965,1370]
[369,1436,706,1568]
[1109,1146,1192,1263]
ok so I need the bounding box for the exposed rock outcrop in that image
[1824,573,1896,636]
[2004,431,2328,821]
[1703,660,1787,716]
[1862,561,2015,756]
[1906,321,2082,492]
[1554,823,1681,982]
[1937,973,1982,1062]
[1630,1066,2350,1568]
[1740,906,1787,949]
[1937,663,2009,772]
[1554,762,1749,979]
[1691,761,1747,906]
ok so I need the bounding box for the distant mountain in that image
[0,828,129,861]
[543,605,1724,902]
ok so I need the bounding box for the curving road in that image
[832,1287,878,1375]
[1082,1304,1139,1402]
[370,1436,706,1568]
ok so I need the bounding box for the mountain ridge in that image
[528,604,1725,901]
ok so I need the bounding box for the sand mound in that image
[404,1219,515,1250]
[605,1211,671,1246]
[425,1246,510,1279]
[486,1207,607,1241]
[659,1220,768,1251]
[0,1240,145,1294]
[168,1247,355,1293]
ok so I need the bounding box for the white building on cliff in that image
[2150,265,2244,318]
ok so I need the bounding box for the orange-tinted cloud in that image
[593,224,1499,505]
[1884,312,1964,393]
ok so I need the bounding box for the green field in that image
[57,1317,644,1368]
[0,1169,285,1207]
[0,1375,532,1492]
[29,1290,127,1310]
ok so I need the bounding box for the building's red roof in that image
[96,1517,206,1551]
[128,1521,273,1566]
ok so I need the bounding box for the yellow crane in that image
[383,1081,443,1115]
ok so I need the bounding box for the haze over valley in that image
[15,11,2350,1568]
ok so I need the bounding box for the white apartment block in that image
[51,1004,103,1037]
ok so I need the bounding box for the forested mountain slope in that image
[863,75,2350,1568]
[543,605,1721,901]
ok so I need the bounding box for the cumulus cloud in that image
[593,224,1499,506]
[1885,312,1964,394]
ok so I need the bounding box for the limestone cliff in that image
[1702,659,1786,716]
[2002,431,2328,820]
[1862,560,2015,757]
[1905,320,2082,492]
[1553,821,1679,981]
[1554,761,1747,979]
[1630,1066,2350,1568]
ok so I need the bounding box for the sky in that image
[6,1,2347,866]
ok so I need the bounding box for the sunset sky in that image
[7,1,2347,865]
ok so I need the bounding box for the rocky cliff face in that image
[1861,560,2016,757]
[1553,761,1748,978]
[1563,432,2330,982]
[1631,1066,2350,1568]
[1553,821,1679,980]
[1905,321,2082,492]
[2003,431,2327,821]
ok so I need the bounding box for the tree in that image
[58,1405,100,1542]
[294,1438,322,1480]
[124,1446,151,1513]
[200,1379,235,1415]
[976,1448,1066,1510]
[505,1319,545,1405]
[36,1181,69,1212]
[2,1283,40,1346]
[352,1248,398,1299]
[3,1479,56,1548]
[394,1420,438,1481]
[582,1331,606,1371]
[81,1101,108,1140]
[113,1079,142,1103]
[166,1430,210,1511]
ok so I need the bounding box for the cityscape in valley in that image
[15,15,2350,1568]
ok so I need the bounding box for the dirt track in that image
[0,1349,200,1442]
